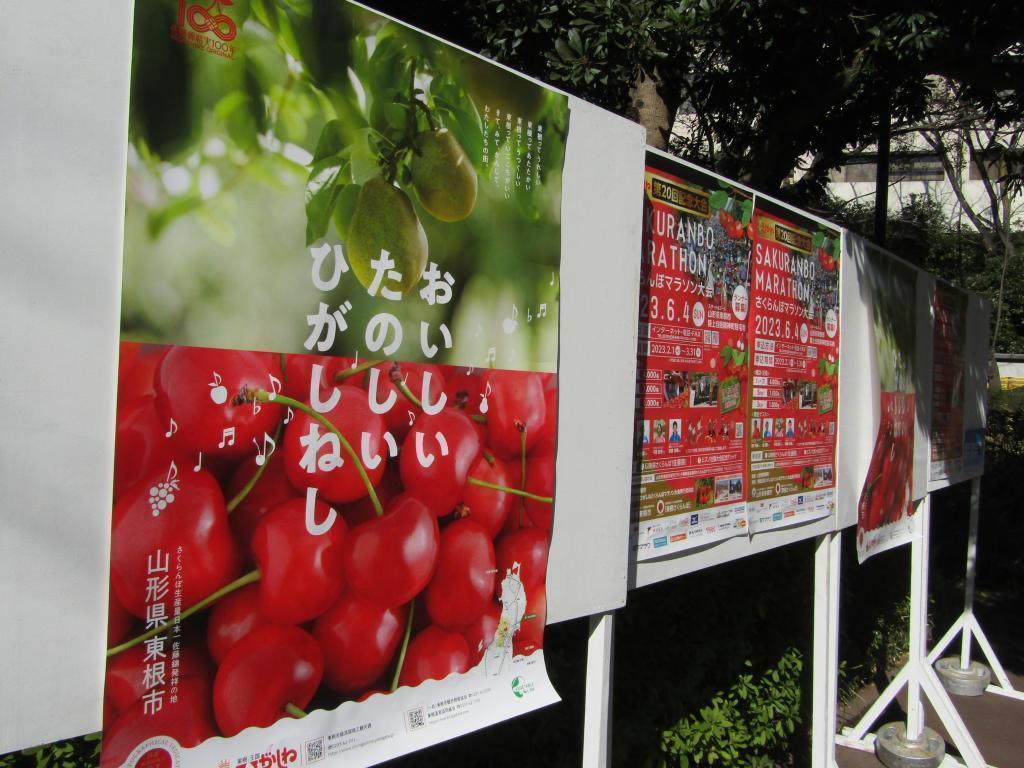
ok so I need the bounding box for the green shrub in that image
[659,648,803,768]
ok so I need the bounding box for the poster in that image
[746,200,840,532]
[104,2,565,766]
[632,153,751,560]
[855,246,920,562]
[929,281,968,482]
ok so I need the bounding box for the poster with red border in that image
[632,152,751,560]
[104,2,565,766]
[928,280,968,483]
[746,199,840,532]
[855,244,920,562]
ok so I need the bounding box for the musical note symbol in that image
[527,307,533,323]
[550,272,555,286]
[351,352,359,368]
[165,418,178,438]
[252,398,262,416]
[253,432,276,466]
[268,374,282,400]
[502,305,519,335]
[538,303,548,318]
[408,410,416,426]
[480,381,492,414]
[283,406,295,425]
[218,427,236,449]
[487,347,497,364]
[467,366,474,376]
[209,372,227,405]
[193,452,203,472]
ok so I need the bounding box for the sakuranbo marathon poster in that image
[106,2,564,766]
[747,200,840,532]
[855,244,919,562]
[929,280,968,483]
[633,153,751,560]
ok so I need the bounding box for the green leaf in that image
[331,183,361,242]
[739,198,754,227]
[312,120,348,163]
[304,158,347,245]
[709,190,728,210]
[811,230,825,250]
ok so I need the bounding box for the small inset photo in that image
[653,418,667,443]
[689,372,719,408]
[694,476,715,508]
[640,419,652,444]
[663,371,690,407]
[668,417,683,443]
[785,417,795,438]
[799,379,818,409]
[715,475,743,503]
[782,379,799,405]
[815,465,834,487]
[762,417,773,438]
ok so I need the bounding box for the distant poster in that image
[856,246,919,562]
[104,2,566,767]
[747,200,840,532]
[929,281,968,482]
[632,153,751,560]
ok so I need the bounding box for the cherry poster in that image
[746,200,840,532]
[929,280,968,483]
[855,245,920,562]
[105,3,564,766]
[632,152,751,560]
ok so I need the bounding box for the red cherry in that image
[463,601,501,665]
[425,519,496,631]
[155,346,282,459]
[114,396,189,501]
[495,528,549,595]
[523,452,555,530]
[513,584,546,657]
[344,459,402,529]
[225,455,300,558]
[107,585,136,647]
[313,592,406,694]
[111,468,241,618]
[484,371,546,459]
[363,361,445,439]
[459,455,514,537]
[251,498,348,624]
[105,641,213,715]
[746,221,757,241]
[283,354,354,402]
[397,626,471,688]
[445,371,485,416]
[206,583,274,664]
[399,409,481,516]
[343,495,440,608]
[101,678,216,768]
[282,385,386,503]
[117,343,166,407]
[530,388,558,456]
[213,625,323,737]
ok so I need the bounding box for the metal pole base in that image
[934,657,991,697]
[875,723,945,768]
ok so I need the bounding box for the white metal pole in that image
[960,477,980,669]
[905,494,931,740]
[582,611,615,768]
[811,533,832,768]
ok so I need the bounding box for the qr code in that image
[304,738,324,764]
[405,707,426,732]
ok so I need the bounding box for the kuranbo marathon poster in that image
[105,2,564,766]
[633,152,751,560]
[746,200,840,532]
[928,280,968,483]
[855,244,919,562]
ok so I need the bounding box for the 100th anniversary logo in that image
[171,0,237,59]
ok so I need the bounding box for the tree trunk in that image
[629,69,670,150]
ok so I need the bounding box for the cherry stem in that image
[390,601,415,692]
[470,413,487,424]
[226,420,284,514]
[482,449,496,467]
[106,570,261,658]
[394,377,423,411]
[284,703,307,719]
[334,359,378,382]
[467,477,552,504]
[519,427,528,525]
[256,391,383,518]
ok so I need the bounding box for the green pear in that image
[411,129,478,223]
[347,178,428,296]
